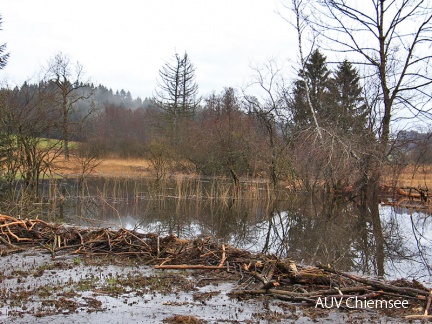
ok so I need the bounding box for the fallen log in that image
[405,290,432,319]
[397,188,422,199]
[317,264,429,298]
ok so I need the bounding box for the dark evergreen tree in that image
[291,49,333,126]
[330,59,367,134]
[305,49,332,114]
[290,50,367,134]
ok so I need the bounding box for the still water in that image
[40,177,432,283]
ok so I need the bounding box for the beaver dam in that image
[0,214,431,323]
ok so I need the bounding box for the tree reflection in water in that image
[238,195,431,281]
[53,178,431,282]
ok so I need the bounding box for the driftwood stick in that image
[123,229,150,249]
[0,221,28,229]
[405,290,432,320]
[154,264,225,270]
[318,264,430,298]
[318,292,382,300]
[27,218,58,230]
[304,286,373,297]
[6,227,32,242]
[106,230,112,252]
[229,289,316,303]
[250,271,267,283]
[0,215,26,223]
[218,244,226,268]
[425,290,432,316]
[397,188,422,198]
[377,290,427,301]
[230,289,267,296]
[0,236,23,251]
[54,244,85,251]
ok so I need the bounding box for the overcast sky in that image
[1,0,296,99]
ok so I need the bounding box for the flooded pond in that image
[35,176,432,284]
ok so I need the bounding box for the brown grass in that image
[51,154,432,189]
[383,164,432,188]
[93,158,152,177]
[51,155,153,178]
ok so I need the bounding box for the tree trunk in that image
[62,99,69,161]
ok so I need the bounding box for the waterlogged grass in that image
[38,138,79,150]
[0,135,79,151]
[76,276,100,291]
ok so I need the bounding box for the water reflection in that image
[42,178,431,282]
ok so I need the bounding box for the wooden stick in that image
[229,289,316,303]
[0,215,24,222]
[318,264,430,298]
[154,264,225,270]
[425,290,432,316]
[0,221,28,229]
[304,286,373,297]
[250,271,267,284]
[218,244,226,268]
[6,227,31,242]
[0,236,23,251]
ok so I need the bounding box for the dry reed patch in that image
[93,158,152,177]
[47,151,432,188]
[51,156,153,178]
[383,164,432,188]
[50,154,83,176]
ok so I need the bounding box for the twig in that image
[154,264,227,270]
[218,244,226,268]
[318,264,430,298]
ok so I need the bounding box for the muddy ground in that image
[0,249,426,323]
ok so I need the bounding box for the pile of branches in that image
[380,185,431,211]
[0,214,431,319]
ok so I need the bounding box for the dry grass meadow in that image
[382,164,432,188]
[51,154,432,190]
[52,156,153,178]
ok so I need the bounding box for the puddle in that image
[0,248,420,323]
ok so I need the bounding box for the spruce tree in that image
[290,50,367,134]
[291,49,333,126]
[330,59,367,134]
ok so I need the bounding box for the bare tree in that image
[309,0,432,151]
[283,0,324,140]
[187,87,261,183]
[46,53,94,160]
[244,59,289,188]
[0,83,62,199]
